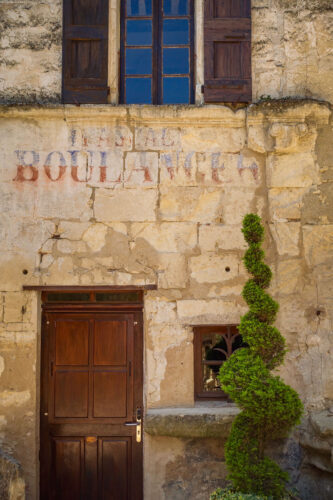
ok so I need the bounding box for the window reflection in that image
[163,77,189,103]
[126,48,152,75]
[126,20,152,46]
[126,78,152,103]
[164,0,188,16]
[127,0,152,16]
[163,48,189,74]
[163,19,189,45]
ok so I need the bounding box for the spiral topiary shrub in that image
[218,214,303,499]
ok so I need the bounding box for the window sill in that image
[144,403,240,439]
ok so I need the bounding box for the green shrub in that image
[210,488,269,500]
[217,214,303,499]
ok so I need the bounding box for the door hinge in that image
[201,85,204,93]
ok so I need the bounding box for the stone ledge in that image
[144,405,240,439]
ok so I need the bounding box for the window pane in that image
[163,48,189,74]
[46,293,91,302]
[127,0,152,16]
[163,77,189,103]
[163,19,189,45]
[96,292,141,302]
[126,20,152,46]
[126,48,152,75]
[126,78,152,103]
[164,0,188,16]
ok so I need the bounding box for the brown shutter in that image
[204,0,252,103]
[62,0,109,104]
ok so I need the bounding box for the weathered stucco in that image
[1,1,333,104]
[0,101,332,499]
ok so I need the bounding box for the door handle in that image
[124,408,142,443]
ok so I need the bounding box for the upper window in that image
[62,0,252,105]
[120,0,195,104]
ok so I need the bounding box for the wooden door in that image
[40,306,143,500]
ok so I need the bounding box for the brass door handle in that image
[124,408,142,442]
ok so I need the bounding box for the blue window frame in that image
[120,0,194,104]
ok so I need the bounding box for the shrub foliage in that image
[218,214,303,498]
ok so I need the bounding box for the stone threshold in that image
[144,404,240,439]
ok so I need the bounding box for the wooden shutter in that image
[62,0,109,104]
[204,0,252,103]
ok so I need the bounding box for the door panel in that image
[41,308,143,500]
[55,319,89,365]
[93,371,127,417]
[100,438,130,500]
[94,320,127,365]
[54,371,89,417]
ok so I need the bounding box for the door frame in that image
[37,286,148,499]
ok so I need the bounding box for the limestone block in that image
[82,223,108,252]
[247,123,274,154]
[275,298,309,334]
[317,271,333,301]
[56,239,87,254]
[181,127,246,153]
[301,183,333,225]
[94,188,157,222]
[135,127,181,151]
[145,406,240,438]
[0,390,30,407]
[270,222,300,256]
[0,182,36,219]
[0,253,38,291]
[0,215,55,255]
[268,188,308,221]
[189,254,240,284]
[145,297,177,324]
[310,411,333,439]
[131,223,197,253]
[276,259,303,295]
[221,189,256,225]
[159,186,223,223]
[159,151,197,186]
[124,152,158,187]
[68,124,132,151]
[58,221,91,240]
[177,299,247,324]
[199,224,246,251]
[303,225,333,267]
[267,153,318,188]
[268,122,317,154]
[35,184,92,220]
[196,152,262,187]
[157,254,187,289]
[160,339,194,406]
[42,256,80,285]
[4,292,28,323]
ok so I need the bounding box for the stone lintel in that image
[144,405,240,439]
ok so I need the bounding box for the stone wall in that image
[1,0,333,105]
[0,449,25,500]
[0,101,332,498]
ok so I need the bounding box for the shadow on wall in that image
[0,450,25,500]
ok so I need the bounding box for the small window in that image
[120,0,195,104]
[193,325,245,400]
